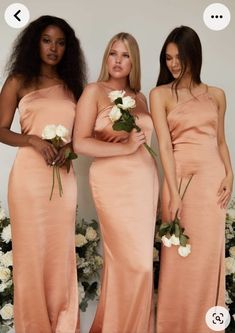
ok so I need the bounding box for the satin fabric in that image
[89,90,159,333]
[156,91,226,333]
[8,85,79,333]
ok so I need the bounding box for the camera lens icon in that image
[205,306,230,331]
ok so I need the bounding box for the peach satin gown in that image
[8,85,79,333]
[89,91,159,333]
[157,90,226,333]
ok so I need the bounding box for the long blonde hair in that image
[98,32,141,92]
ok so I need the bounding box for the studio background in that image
[0,1,234,332]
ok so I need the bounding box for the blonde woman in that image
[73,32,158,333]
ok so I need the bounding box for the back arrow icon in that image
[14,10,21,22]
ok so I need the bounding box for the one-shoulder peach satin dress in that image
[89,93,159,333]
[8,85,79,333]
[156,92,226,333]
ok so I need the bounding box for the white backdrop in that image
[0,1,235,332]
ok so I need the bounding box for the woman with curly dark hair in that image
[0,15,86,333]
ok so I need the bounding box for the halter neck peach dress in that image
[8,85,79,333]
[156,90,226,333]
[89,89,159,333]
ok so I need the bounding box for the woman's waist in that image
[90,148,156,171]
[173,141,220,155]
[13,147,75,172]
[173,142,222,163]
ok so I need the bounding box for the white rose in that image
[75,234,88,247]
[178,244,191,257]
[0,282,7,292]
[0,267,11,282]
[96,283,101,297]
[83,267,92,275]
[153,247,159,262]
[94,255,103,267]
[0,279,12,292]
[227,208,235,220]
[118,96,136,110]
[0,207,6,220]
[229,246,235,258]
[161,235,172,247]
[55,125,69,142]
[85,227,97,241]
[1,224,12,243]
[170,234,180,246]
[108,90,125,102]
[0,251,13,267]
[0,303,14,320]
[225,257,235,275]
[42,124,57,140]
[109,105,122,123]
[225,290,233,305]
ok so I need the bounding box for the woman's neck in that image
[40,64,58,80]
[104,78,129,91]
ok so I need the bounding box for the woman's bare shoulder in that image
[150,84,172,101]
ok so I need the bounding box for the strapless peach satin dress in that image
[8,85,79,333]
[156,92,226,333]
[89,93,159,333]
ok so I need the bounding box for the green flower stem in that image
[49,165,56,200]
[56,166,63,197]
[174,175,194,220]
[134,125,157,159]
[143,143,158,158]
[181,174,193,200]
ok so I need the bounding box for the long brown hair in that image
[157,26,202,92]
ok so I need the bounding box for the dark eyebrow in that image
[41,34,65,40]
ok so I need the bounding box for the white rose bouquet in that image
[42,124,77,200]
[159,175,193,257]
[108,90,157,158]
[75,218,103,312]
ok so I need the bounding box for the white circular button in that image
[203,3,230,31]
[205,306,231,331]
[4,3,30,29]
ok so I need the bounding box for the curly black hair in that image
[7,15,87,101]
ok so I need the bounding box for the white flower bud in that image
[161,235,172,247]
[118,96,136,110]
[178,244,191,257]
[109,105,122,123]
[42,124,57,140]
[108,90,125,102]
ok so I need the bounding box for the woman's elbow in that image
[72,138,84,154]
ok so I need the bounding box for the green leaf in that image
[64,147,71,159]
[65,160,71,173]
[174,223,180,237]
[68,152,78,160]
[179,234,188,246]
[113,122,133,132]
[114,97,123,105]
[79,299,88,312]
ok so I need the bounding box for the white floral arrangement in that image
[0,203,103,332]
[0,205,13,333]
[76,218,103,312]
[225,200,235,332]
